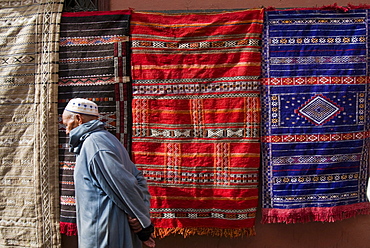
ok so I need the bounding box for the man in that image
[62,98,155,248]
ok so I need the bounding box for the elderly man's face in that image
[62,111,80,135]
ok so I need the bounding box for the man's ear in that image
[75,114,83,125]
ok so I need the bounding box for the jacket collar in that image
[69,119,105,154]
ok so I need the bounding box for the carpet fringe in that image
[154,226,256,238]
[262,202,370,224]
[60,222,78,236]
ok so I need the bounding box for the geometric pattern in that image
[262,8,370,224]
[130,9,263,238]
[0,0,63,246]
[58,10,131,236]
[295,94,342,125]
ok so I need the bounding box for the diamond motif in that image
[296,95,342,125]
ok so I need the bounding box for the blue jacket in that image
[69,120,151,248]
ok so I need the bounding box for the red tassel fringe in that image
[347,3,370,9]
[60,222,78,236]
[262,202,370,224]
[154,226,256,239]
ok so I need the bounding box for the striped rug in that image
[130,9,263,237]
[58,10,132,235]
[0,0,63,246]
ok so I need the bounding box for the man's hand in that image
[128,216,155,247]
[143,235,156,248]
[128,217,142,233]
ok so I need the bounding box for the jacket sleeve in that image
[133,168,151,208]
[89,150,152,229]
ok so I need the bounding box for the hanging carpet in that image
[261,8,370,223]
[0,0,63,246]
[130,9,263,237]
[58,10,132,235]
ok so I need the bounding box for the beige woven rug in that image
[0,0,63,246]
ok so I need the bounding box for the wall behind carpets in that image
[61,0,370,247]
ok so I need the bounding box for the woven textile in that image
[58,10,131,235]
[130,9,263,237]
[0,0,63,246]
[262,9,370,223]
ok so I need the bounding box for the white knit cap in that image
[64,98,99,117]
